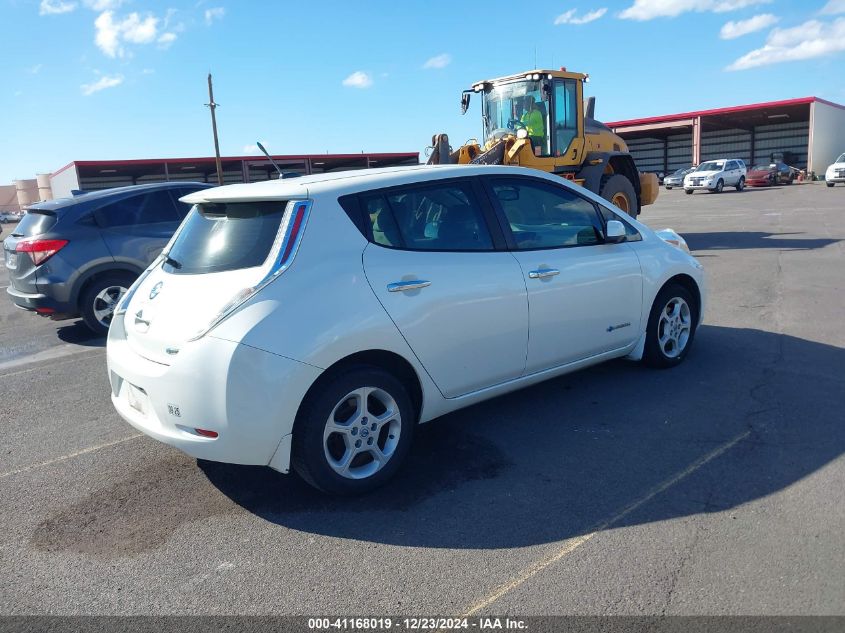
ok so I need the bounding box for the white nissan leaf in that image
[107,165,706,495]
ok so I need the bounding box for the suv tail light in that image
[16,239,69,265]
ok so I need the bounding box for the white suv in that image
[684,159,747,194]
[825,152,845,187]
[107,165,706,494]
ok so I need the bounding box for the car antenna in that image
[256,142,284,178]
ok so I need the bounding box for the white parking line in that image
[0,434,143,479]
[0,344,103,374]
[459,429,752,617]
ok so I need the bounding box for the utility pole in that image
[205,73,224,186]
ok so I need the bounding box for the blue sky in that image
[2,0,845,183]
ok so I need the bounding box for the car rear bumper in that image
[6,285,74,314]
[106,315,322,472]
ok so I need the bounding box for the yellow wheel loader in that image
[427,68,659,217]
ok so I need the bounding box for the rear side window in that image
[360,182,494,251]
[13,211,58,237]
[170,188,203,219]
[96,190,180,228]
[163,201,286,274]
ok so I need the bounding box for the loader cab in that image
[476,70,585,166]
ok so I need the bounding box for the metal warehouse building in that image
[606,97,845,178]
[48,152,420,199]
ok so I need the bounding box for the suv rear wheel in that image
[80,272,135,336]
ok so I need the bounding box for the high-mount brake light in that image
[16,239,68,265]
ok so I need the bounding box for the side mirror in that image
[605,220,626,244]
[461,92,471,115]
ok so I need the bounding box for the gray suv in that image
[3,182,211,335]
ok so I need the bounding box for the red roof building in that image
[605,97,845,176]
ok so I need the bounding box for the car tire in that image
[684,189,693,195]
[826,182,835,188]
[599,174,638,217]
[292,365,415,495]
[735,176,745,192]
[713,179,724,193]
[79,272,136,336]
[643,283,699,369]
[666,186,673,190]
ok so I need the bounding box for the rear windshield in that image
[12,211,58,237]
[163,201,287,275]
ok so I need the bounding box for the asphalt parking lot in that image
[1,183,843,616]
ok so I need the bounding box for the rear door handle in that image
[528,268,560,279]
[387,280,431,292]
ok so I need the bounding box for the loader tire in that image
[600,174,638,218]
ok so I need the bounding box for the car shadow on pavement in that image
[198,325,845,550]
[685,232,841,252]
[56,321,106,347]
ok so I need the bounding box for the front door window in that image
[553,80,578,158]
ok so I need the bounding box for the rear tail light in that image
[188,199,312,341]
[16,239,68,265]
[194,428,219,438]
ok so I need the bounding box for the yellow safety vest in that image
[520,109,544,138]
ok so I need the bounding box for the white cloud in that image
[620,0,770,20]
[727,17,845,70]
[81,73,124,95]
[142,68,155,74]
[95,11,159,57]
[423,53,452,69]
[94,12,121,56]
[83,0,124,9]
[342,71,373,88]
[720,13,779,39]
[29,63,44,74]
[121,13,158,43]
[39,0,77,15]
[157,32,177,48]
[820,0,845,14]
[554,7,607,24]
[204,7,225,25]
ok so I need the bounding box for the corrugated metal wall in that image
[753,121,808,168]
[625,137,665,173]
[700,128,751,165]
[623,122,810,173]
[667,133,693,172]
[626,133,694,174]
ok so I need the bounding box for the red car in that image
[746,162,794,187]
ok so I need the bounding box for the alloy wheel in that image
[92,285,128,328]
[323,387,402,480]
[657,297,692,359]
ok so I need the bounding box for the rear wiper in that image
[164,254,182,269]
